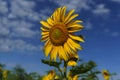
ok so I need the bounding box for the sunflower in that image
[102,70,110,80]
[3,70,8,79]
[67,71,78,80]
[40,6,84,61]
[42,70,55,80]
[67,53,79,66]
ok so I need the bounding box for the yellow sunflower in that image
[67,71,78,80]
[42,70,55,80]
[67,53,79,66]
[102,70,110,80]
[40,6,84,61]
[3,70,8,79]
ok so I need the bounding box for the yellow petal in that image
[67,60,77,66]
[64,9,75,23]
[41,27,49,32]
[71,53,79,59]
[67,20,83,27]
[67,39,77,52]
[55,10,58,21]
[63,43,72,55]
[47,18,54,26]
[41,35,49,42]
[41,31,49,36]
[56,8,61,22]
[42,75,49,80]
[67,24,83,28]
[44,40,53,57]
[61,6,66,22]
[50,46,59,61]
[73,75,78,80]
[47,70,55,79]
[67,38,82,51]
[58,46,68,61]
[52,9,57,21]
[69,38,82,50]
[65,14,79,24]
[44,39,50,47]
[68,27,83,33]
[40,21,51,28]
[69,34,84,42]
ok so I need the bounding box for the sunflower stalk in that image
[57,66,63,78]
[63,61,67,80]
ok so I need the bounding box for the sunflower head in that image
[67,71,78,80]
[102,70,110,80]
[42,70,55,80]
[67,53,79,66]
[47,70,55,79]
[49,23,68,46]
[67,60,77,66]
[40,6,84,61]
[3,70,8,78]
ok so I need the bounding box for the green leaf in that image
[41,59,61,68]
[70,61,97,76]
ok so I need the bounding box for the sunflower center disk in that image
[50,24,68,46]
[53,29,62,39]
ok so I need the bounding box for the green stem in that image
[63,60,67,80]
[58,67,63,77]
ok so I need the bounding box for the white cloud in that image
[0,0,48,52]
[103,29,119,37]
[0,17,39,38]
[103,28,110,33]
[11,27,39,38]
[85,22,93,30]
[0,27,10,36]
[39,8,52,20]
[92,4,110,15]
[118,14,120,17]
[111,0,120,3]
[51,0,111,17]
[0,1,8,14]
[8,0,39,20]
[0,38,41,52]
[50,0,93,12]
[111,32,119,37]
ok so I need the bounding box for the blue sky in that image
[0,0,120,79]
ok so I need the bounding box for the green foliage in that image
[70,61,97,76]
[41,59,61,68]
[0,61,118,80]
[0,63,42,80]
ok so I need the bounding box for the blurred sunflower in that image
[67,71,78,80]
[102,70,110,80]
[42,70,55,80]
[0,67,2,72]
[54,75,59,80]
[3,70,8,80]
[67,53,79,66]
[40,6,84,61]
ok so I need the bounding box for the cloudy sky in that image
[0,0,120,79]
